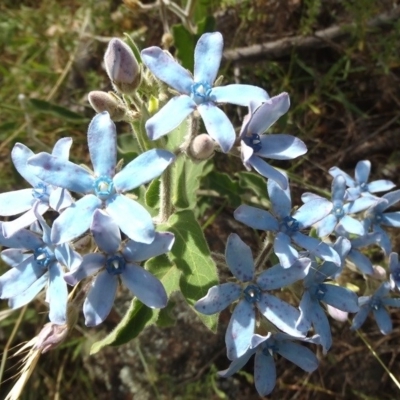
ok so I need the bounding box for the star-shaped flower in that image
[28,112,175,244]
[141,32,268,152]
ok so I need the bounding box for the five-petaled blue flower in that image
[64,209,174,326]
[27,112,175,245]
[141,32,269,153]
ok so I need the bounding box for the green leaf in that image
[204,171,241,208]
[90,254,180,353]
[28,98,87,122]
[237,171,269,207]
[145,178,160,208]
[159,210,218,331]
[165,118,188,152]
[171,24,195,71]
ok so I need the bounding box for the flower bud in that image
[188,134,215,161]
[104,38,140,94]
[34,322,69,353]
[88,91,126,121]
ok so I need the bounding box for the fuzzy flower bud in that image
[188,134,215,161]
[88,91,127,121]
[34,322,69,353]
[104,38,141,94]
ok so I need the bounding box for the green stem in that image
[255,232,273,270]
[159,164,173,223]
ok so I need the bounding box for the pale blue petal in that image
[88,112,117,177]
[373,307,392,334]
[344,196,377,213]
[347,250,374,275]
[106,194,155,244]
[64,253,105,285]
[0,189,35,216]
[389,252,399,274]
[28,153,94,194]
[351,231,381,248]
[122,232,175,262]
[11,143,42,187]
[121,264,167,308]
[351,305,370,330]
[276,341,319,372]
[240,140,254,164]
[257,134,307,160]
[51,195,102,244]
[355,160,371,184]
[321,283,359,312]
[247,156,288,189]
[382,189,400,208]
[49,187,73,211]
[225,233,254,282]
[294,198,333,228]
[338,215,365,235]
[383,298,400,308]
[329,166,355,187]
[8,274,47,309]
[91,209,121,254]
[368,180,395,193]
[301,192,323,203]
[267,176,291,219]
[55,243,82,271]
[316,214,337,237]
[382,211,400,227]
[197,103,235,153]
[332,175,346,203]
[194,282,241,314]
[51,137,72,159]
[374,226,391,255]
[217,348,256,378]
[1,249,31,268]
[254,351,276,396]
[226,299,255,360]
[194,32,223,84]
[141,46,193,94]
[296,291,313,332]
[48,262,68,324]
[274,232,299,268]
[114,149,175,192]
[310,302,332,353]
[145,95,196,140]
[234,204,279,231]
[1,229,43,250]
[211,84,269,106]
[84,271,117,326]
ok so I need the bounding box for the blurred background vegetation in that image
[1,0,400,399]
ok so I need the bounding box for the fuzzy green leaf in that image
[145,178,160,208]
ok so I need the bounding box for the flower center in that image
[34,247,55,268]
[190,82,212,105]
[106,255,126,276]
[32,183,50,202]
[333,207,344,219]
[312,284,327,301]
[359,182,368,192]
[370,298,382,310]
[242,133,262,152]
[243,284,261,304]
[280,216,299,235]
[94,176,115,200]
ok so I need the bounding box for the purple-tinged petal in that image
[274,232,299,269]
[254,350,276,396]
[247,155,288,189]
[194,282,241,314]
[49,187,73,211]
[88,112,117,177]
[257,292,304,336]
[355,160,371,184]
[257,258,311,290]
[225,233,254,282]
[276,341,319,372]
[338,215,365,236]
[351,305,370,330]
[226,299,255,360]
[389,252,399,273]
[329,166,355,187]
[234,204,278,231]
[91,209,121,254]
[47,263,68,324]
[347,250,374,275]
[55,243,82,271]
[121,264,167,308]
[122,232,175,262]
[373,307,392,334]
[11,143,42,187]
[141,47,193,94]
[145,95,196,140]
[257,134,307,160]
[321,283,359,313]
[8,274,47,309]
[28,153,94,194]
[267,176,291,220]
[84,271,117,326]
[327,305,348,321]
[114,149,175,192]
[294,198,333,228]
[197,102,235,153]
[217,347,256,378]
[316,214,337,237]
[368,179,395,193]
[51,137,72,159]
[106,194,154,244]
[211,84,269,107]
[382,211,400,227]
[51,194,102,244]
[64,253,105,285]
[194,32,223,85]
[0,189,35,216]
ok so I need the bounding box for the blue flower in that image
[194,233,309,360]
[234,175,340,268]
[351,282,400,334]
[27,112,175,244]
[329,160,395,201]
[389,252,400,291]
[239,93,307,189]
[218,333,320,397]
[64,209,174,326]
[0,138,73,237]
[0,207,81,324]
[141,32,268,153]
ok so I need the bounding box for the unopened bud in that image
[104,38,141,94]
[88,91,127,121]
[372,265,387,280]
[188,134,215,161]
[34,322,69,353]
[161,32,174,49]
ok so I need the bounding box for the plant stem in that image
[159,164,173,223]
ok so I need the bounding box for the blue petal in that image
[0,189,35,216]
[49,187,73,211]
[309,301,332,353]
[383,189,400,208]
[234,204,279,231]
[54,243,82,271]
[316,214,337,237]
[122,232,175,262]
[8,274,47,309]
[382,211,400,227]
[197,103,235,153]
[217,347,256,378]
[301,192,323,203]
[114,149,175,192]
[389,252,399,274]
[141,46,193,94]
[254,350,276,396]
[47,262,68,324]
[321,283,359,312]
[145,95,196,140]
[88,112,117,177]
[355,160,371,184]
[274,232,299,269]
[257,258,311,290]
[106,194,155,244]
[344,196,377,213]
[296,291,313,332]
[368,179,395,193]
[193,32,223,85]
[276,341,319,372]
[332,175,346,203]
[84,271,117,326]
[0,228,43,250]
[194,282,241,314]
[226,299,255,360]
[383,297,400,308]
[211,84,269,106]
[51,194,102,244]
[329,166,354,187]
[267,176,291,220]
[294,198,333,228]
[51,137,72,159]
[121,264,167,308]
[1,249,31,267]
[338,215,365,235]
[373,307,392,334]
[351,305,370,330]
[347,250,374,275]
[64,253,105,285]
[91,209,121,254]
[11,143,42,187]
[374,226,392,255]
[247,155,288,189]
[225,233,254,282]
[257,134,307,160]
[28,153,94,194]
